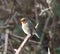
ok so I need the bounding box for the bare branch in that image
[3,29,9,54]
[49,30,54,54]
[35,7,51,29]
[40,10,51,45]
[15,35,31,54]
[10,12,18,24]
[9,32,39,44]
[4,0,8,7]
[0,6,11,13]
[34,0,39,29]
[16,0,21,6]
[39,7,51,16]
[0,25,14,29]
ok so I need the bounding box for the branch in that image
[40,10,51,45]
[15,35,31,54]
[0,25,39,46]
[39,7,51,16]
[9,32,39,44]
[4,0,8,7]
[3,29,9,54]
[10,12,18,24]
[0,11,18,25]
[8,39,15,54]
[49,30,54,54]
[0,6,11,13]
[0,25,14,29]
[35,7,51,29]
[16,0,21,6]
[34,0,39,29]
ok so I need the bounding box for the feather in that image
[33,32,40,38]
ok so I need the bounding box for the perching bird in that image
[20,18,39,38]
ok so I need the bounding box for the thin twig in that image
[0,6,11,13]
[0,25,14,29]
[34,0,39,29]
[3,29,9,54]
[10,12,18,24]
[4,18,10,25]
[40,11,51,44]
[35,7,51,29]
[48,47,50,54]
[8,39,14,50]
[11,36,21,42]
[8,39,15,54]
[39,7,51,16]
[15,35,31,54]
[16,0,21,6]
[49,30,54,54]
[0,12,18,26]
[9,32,39,44]
[4,0,8,7]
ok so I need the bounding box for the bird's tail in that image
[33,32,40,38]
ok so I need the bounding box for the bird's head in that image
[20,18,27,24]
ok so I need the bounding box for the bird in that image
[20,18,39,38]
